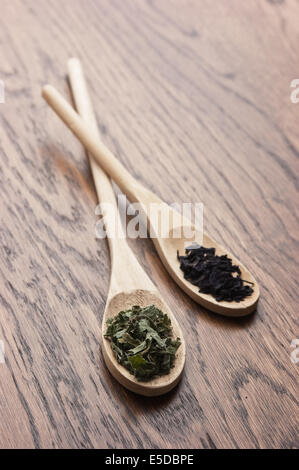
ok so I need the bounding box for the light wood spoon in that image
[42,81,260,317]
[67,58,185,396]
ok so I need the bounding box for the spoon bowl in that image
[158,228,259,316]
[127,188,259,316]
[102,289,185,396]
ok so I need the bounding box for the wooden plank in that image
[0,0,298,449]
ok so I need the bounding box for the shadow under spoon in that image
[42,80,259,317]
[67,58,185,396]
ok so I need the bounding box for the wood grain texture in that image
[42,82,259,317]
[0,0,298,449]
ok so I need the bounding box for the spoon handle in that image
[68,59,116,206]
[66,59,155,295]
[67,58,125,244]
[42,83,155,205]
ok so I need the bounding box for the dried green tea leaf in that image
[128,354,148,369]
[129,340,148,355]
[104,305,181,381]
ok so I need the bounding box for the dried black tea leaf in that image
[104,305,181,381]
[177,244,254,302]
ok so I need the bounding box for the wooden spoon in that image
[42,82,260,317]
[67,58,185,396]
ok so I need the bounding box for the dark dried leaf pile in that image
[178,244,254,302]
[105,305,181,381]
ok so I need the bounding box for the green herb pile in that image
[105,305,181,382]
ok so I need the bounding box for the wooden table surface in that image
[0,0,298,449]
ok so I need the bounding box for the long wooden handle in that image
[67,59,155,294]
[42,83,139,202]
[67,58,125,243]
